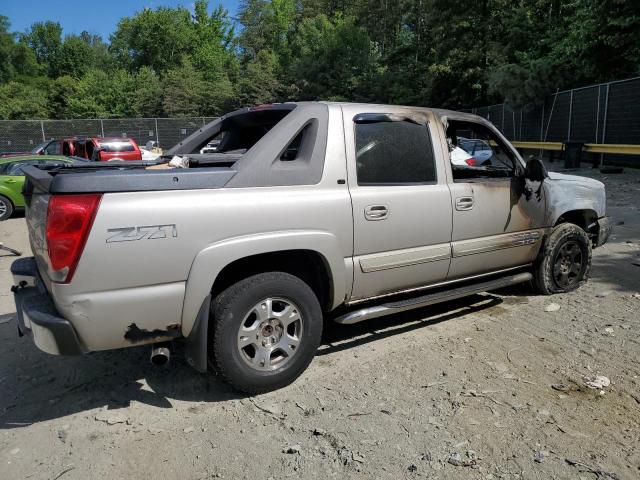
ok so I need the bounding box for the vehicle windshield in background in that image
[31,142,48,154]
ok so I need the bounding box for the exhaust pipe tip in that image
[150,344,170,366]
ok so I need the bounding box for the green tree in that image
[131,67,163,117]
[237,49,281,106]
[110,6,196,73]
[161,60,207,117]
[21,21,63,77]
[285,14,380,101]
[0,81,49,119]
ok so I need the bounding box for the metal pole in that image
[601,84,610,143]
[40,120,46,142]
[202,117,206,127]
[599,83,610,167]
[100,119,105,137]
[155,118,159,145]
[595,85,600,142]
[519,109,523,140]
[567,89,573,141]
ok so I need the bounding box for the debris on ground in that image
[565,458,620,479]
[584,375,611,390]
[448,451,479,468]
[282,444,301,454]
[595,290,613,298]
[544,303,561,312]
[551,383,570,392]
[183,426,194,433]
[95,410,127,425]
[534,450,548,463]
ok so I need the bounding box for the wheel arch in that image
[554,208,599,243]
[180,230,348,337]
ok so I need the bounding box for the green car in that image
[0,155,78,220]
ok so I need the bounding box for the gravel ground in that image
[1,163,639,480]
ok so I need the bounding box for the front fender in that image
[181,230,348,336]
[544,175,606,225]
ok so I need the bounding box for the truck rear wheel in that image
[209,272,323,394]
[532,223,592,295]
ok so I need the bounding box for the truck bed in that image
[22,160,238,194]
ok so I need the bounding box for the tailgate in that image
[22,169,53,288]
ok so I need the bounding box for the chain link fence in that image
[0,117,218,155]
[470,76,640,165]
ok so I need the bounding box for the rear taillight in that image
[464,157,477,166]
[46,194,102,283]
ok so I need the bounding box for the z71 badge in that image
[106,224,178,243]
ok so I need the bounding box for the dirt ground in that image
[1,163,639,480]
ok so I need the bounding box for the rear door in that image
[343,105,453,301]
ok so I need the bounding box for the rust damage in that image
[124,323,181,343]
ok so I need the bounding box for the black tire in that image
[0,195,13,221]
[210,272,323,394]
[532,223,592,295]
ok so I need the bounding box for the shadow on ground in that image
[0,293,501,429]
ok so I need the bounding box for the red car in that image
[83,137,143,161]
[35,137,143,161]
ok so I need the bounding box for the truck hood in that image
[547,171,605,189]
[544,171,607,220]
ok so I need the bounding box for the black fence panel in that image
[0,117,220,154]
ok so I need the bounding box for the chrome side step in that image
[334,271,532,325]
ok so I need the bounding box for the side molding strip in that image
[358,243,451,273]
[452,230,541,258]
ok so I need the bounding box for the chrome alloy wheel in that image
[237,297,303,371]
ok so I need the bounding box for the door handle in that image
[364,205,389,221]
[455,196,474,211]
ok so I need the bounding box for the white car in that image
[140,148,160,160]
[450,145,479,166]
[458,137,493,164]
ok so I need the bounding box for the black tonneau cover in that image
[22,163,237,194]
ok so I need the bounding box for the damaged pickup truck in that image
[11,102,611,393]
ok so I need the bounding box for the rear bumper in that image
[596,216,611,247]
[11,257,85,355]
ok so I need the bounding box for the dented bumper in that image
[596,216,611,247]
[11,257,85,356]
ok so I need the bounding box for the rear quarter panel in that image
[51,105,353,351]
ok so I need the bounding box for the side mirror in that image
[524,156,548,182]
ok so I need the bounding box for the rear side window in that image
[355,119,436,185]
[100,141,135,152]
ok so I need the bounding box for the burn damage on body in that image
[124,323,181,343]
[543,172,606,226]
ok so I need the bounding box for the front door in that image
[444,118,546,279]
[342,106,453,301]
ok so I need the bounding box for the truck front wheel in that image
[0,195,13,221]
[209,272,323,394]
[532,223,592,295]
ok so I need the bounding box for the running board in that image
[334,272,532,325]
